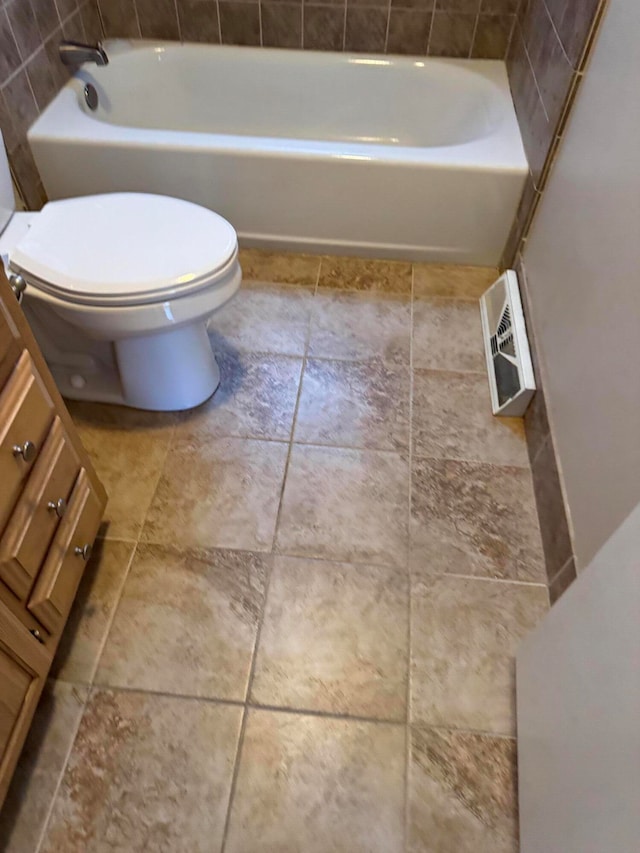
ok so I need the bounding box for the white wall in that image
[517,500,640,853]
[522,0,640,568]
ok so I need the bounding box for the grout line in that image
[403,261,416,853]
[410,449,532,472]
[219,257,316,850]
[383,0,392,54]
[468,10,480,60]
[247,702,406,727]
[173,0,182,41]
[219,570,275,849]
[547,553,575,588]
[341,1,347,52]
[84,542,140,688]
[415,721,518,740]
[34,682,91,853]
[410,569,548,589]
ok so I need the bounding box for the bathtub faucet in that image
[59,40,109,67]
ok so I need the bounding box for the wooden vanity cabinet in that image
[0,269,107,807]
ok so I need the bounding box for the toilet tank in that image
[0,131,16,235]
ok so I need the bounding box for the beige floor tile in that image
[413,263,497,300]
[411,575,548,733]
[411,457,546,582]
[176,352,303,442]
[68,402,177,541]
[318,255,412,294]
[209,284,313,356]
[41,690,242,853]
[409,726,518,853]
[0,682,88,853]
[225,709,405,853]
[142,436,288,552]
[277,445,409,568]
[251,556,408,719]
[294,358,410,451]
[412,369,528,467]
[308,290,411,364]
[412,297,485,372]
[96,544,270,701]
[239,248,321,286]
[51,539,136,685]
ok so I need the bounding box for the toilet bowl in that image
[0,136,241,411]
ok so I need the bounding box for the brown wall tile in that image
[219,2,261,46]
[98,0,140,37]
[471,14,513,59]
[31,0,61,42]
[544,0,602,69]
[503,1,604,268]
[136,0,180,39]
[6,0,42,63]
[549,556,577,604]
[428,11,476,57]
[0,8,22,80]
[344,7,387,53]
[303,5,344,51]
[57,0,81,19]
[262,3,301,48]
[0,1,103,207]
[387,9,431,55]
[177,0,220,44]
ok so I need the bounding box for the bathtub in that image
[28,41,527,265]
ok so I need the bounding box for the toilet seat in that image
[10,193,238,307]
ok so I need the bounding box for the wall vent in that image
[480,270,535,416]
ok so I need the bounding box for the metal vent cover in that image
[480,270,535,416]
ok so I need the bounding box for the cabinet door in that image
[0,605,50,805]
[0,296,22,390]
[0,351,55,533]
[0,418,81,600]
[28,470,103,635]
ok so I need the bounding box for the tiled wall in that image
[515,256,576,603]
[0,0,103,207]
[97,0,518,59]
[503,2,608,602]
[502,0,606,265]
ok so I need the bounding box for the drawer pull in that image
[9,273,27,303]
[13,440,37,462]
[74,543,93,561]
[47,498,67,519]
[30,628,45,644]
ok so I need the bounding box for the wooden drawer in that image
[0,297,22,390]
[27,470,102,635]
[0,351,55,534]
[0,418,81,601]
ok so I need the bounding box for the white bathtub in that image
[29,40,527,265]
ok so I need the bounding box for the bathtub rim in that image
[28,40,528,176]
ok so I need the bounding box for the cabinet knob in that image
[47,498,67,519]
[30,628,45,644]
[74,543,93,561]
[9,273,26,303]
[13,440,37,462]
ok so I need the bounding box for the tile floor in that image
[0,250,549,853]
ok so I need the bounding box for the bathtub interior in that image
[75,42,509,149]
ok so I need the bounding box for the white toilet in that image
[0,134,241,411]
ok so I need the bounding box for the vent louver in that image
[479,270,535,416]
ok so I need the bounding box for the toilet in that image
[0,134,241,411]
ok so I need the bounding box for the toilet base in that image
[115,322,220,411]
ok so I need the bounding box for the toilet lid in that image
[11,193,238,304]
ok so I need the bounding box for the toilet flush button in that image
[70,374,86,389]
